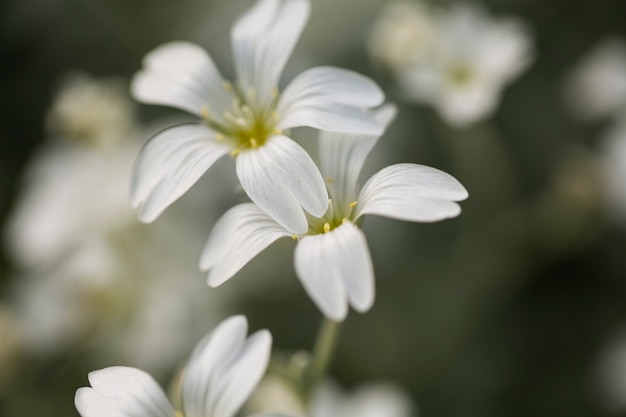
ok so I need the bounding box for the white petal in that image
[231,0,310,108]
[357,163,468,222]
[278,66,385,134]
[131,124,231,223]
[182,316,272,417]
[236,135,328,234]
[199,203,291,287]
[212,330,273,417]
[294,222,375,321]
[75,367,174,417]
[131,42,234,120]
[319,104,397,204]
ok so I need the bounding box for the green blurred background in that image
[2,0,626,416]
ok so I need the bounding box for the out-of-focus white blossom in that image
[246,377,416,417]
[594,330,626,413]
[46,73,136,146]
[599,119,626,223]
[370,2,533,126]
[565,38,626,121]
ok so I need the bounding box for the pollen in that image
[230,148,240,157]
[215,134,225,141]
[291,234,298,240]
[323,223,331,233]
[175,412,184,417]
[349,200,358,208]
[201,106,210,120]
[342,218,349,224]
[249,137,258,148]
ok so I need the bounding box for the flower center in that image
[447,63,473,86]
[307,200,359,235]
[202,85,281,154]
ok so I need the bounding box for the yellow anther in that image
[323,223,331,233]
[201,106,210,120]
[326,177,334,184]
[342,218,349,224]
[175,412,184,417]
[349,201,358,209]
[250,137,258,148]
[291,234,298,240]
[272,128,283,135]
[230,148,240,157]
[215,134,225,141]
[223,81,233,92]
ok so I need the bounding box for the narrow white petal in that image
[75,367,174,417]
[182,316,272,417]
[357,163,468,222]
[278,66,385,134]
[212,330,272,417]
[131,42,234,120]
[294,222,375,320]
[199,203,291,287]
[182,316,248,417]
[319,104,397,204]
[131,124,231,223]
[236,135,328,234]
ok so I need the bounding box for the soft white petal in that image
[236,135,328,234]
[278,66,385,133]
[319,104,397,204]
[199,203,291,287]
[295,222,374,320]
[357,163,468,222]
[131,42,234,120]
[212,330,272,417]
[75,367,174,417]
[131,124,231,222]
[182,316,272,417]
[182,316,247,417]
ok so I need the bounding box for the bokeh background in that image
[2,0,626,416]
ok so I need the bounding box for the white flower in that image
[199,105,468,320]
[600,119,626,223]
[131,0,385,234]
[75,315,283,417]
[564,38,626,121]
[372,2,533,126]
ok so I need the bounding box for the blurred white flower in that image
[199,106,467,321]
[594,329,626,413]
[371,2,533,126]
[75,315,283,417]
[246,376,416,417]
[564,38,626,121]
[46,73,136,146]
[131,0,385,234]
[5,73,232,373]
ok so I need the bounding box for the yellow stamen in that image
[250,137,258,148]
[349,201,358,209]
[326,177,334,184]
[323,223,331,233]
[342,218,349,224]
[175,412,184,417]
[201,106,210,120]
[223,81,233,92]
[272,128,283,135]
[291,234,298,240]
[230,148,240,157]
[215,134,225,141]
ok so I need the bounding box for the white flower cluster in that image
[75,0,468,416]
[369,1,534,126]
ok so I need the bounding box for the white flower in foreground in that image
[200,105,468,320]
[131,0,385,234]
[375,2,533,126]
[564,38,626,121]
[75,315,284,417]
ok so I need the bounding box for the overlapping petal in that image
[182,315,272,417]
[278,67,385,134]
[75,367,175,417]
[200,203,291,287]
[294,222,374,321]
[356,163,468,222]
[232,0,310,108]
[131,42,234,121]
[236,135,328,234]
[131,124,231,222]
[319,104,397,204]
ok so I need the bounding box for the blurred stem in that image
[299,318,341,406]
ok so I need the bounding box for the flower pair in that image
[130,0,467,320]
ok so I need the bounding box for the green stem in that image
[300,318,342,405]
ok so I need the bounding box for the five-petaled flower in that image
[74,315,287,417]
[131,0,385,234]
[199,105,468,321]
